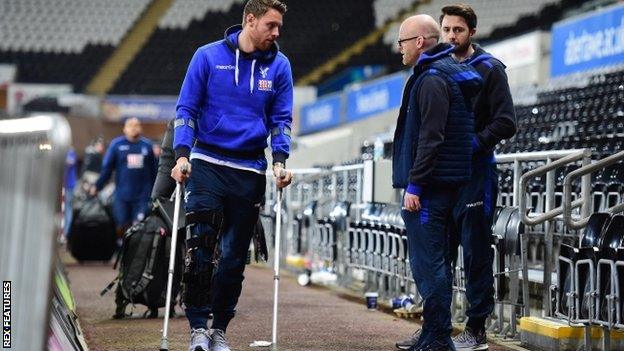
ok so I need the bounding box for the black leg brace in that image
[181,209,224,307]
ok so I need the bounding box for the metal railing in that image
[0,115,71,351]
[563,150,624,230]
[548,149,624,351]
[262,148,624,343]
[261,163,368,278]
[518,150,591,226]
[483,148,591,338]
[514,149,592,316]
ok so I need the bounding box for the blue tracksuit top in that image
[173,25,293,173]
[95,136,156,201]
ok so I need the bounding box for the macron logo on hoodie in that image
[215,64,235,70]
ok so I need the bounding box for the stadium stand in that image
[158,0,245,30]
[373,0,417,28]
[0,0,589,95]
[415,0,561,39]
[111,0,380,95]
[0,0,150,91]
[111,0,246,95]
[0,46,112,92]
[305,0,584,87]
[498,69,624,156]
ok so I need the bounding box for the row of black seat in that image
[485,0,585,43]
[111,0,377,95]
[499,69,624,155]
[0,45,113,91]
[555,212,624,327]
[296,200,528,310]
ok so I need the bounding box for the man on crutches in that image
[170,1,293,350]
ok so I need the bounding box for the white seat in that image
[159,0,243,29]
[412,0,557,38]
[374,0,413,28]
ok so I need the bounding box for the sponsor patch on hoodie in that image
[258,79,273,91]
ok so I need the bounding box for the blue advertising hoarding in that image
[551,4,624,77]
[346,72,406,122]
[299,94,342,135]
[102,96,178,121]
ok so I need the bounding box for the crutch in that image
[250,181,285,349]
[160,165,187,351]
[271,187,284,347]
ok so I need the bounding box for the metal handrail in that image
[563,149,624,230]
[496,149,586,208]
[289,164,364,184]
[501,149,591,319]
[496,149,586,163]
[518,149,591,226]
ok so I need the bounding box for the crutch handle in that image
[278,169,287,179]
[180,163,190,175]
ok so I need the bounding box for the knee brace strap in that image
[182,242,216,307]
[186,209,224,232]
[186,233,218,250]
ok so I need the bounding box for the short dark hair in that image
[243,0,287,25]
[440,3,477,30]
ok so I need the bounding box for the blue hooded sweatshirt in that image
[174,25,293,173]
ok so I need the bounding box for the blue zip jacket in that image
[392,44,482,194]
[174,25,293,173]
[95,136,156,201]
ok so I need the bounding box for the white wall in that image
[483,31,551,88]
[6,83,72,115]
[289,109,397,168]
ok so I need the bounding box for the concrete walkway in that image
[66,258,520,350]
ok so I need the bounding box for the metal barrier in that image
[262,162,419,301]
[472,149,591,338]
[263,148,624,343]
[563,150,624,230]
[263,164,367,270]
[0,115,71,351]
[515,149,592,316]
[545,149,624,351]
[345,204,414,300]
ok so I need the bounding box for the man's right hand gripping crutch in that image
[171,157,192,183]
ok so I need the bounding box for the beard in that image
[453,40,471,55]
[251,37,272,51]
[259,40,273,51]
